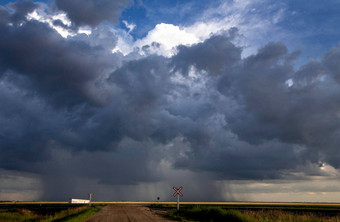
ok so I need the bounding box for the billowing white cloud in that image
[122,20,136,33]
[113,23,200,57]
[26,4,94,38]
[112,0,289,58]
[26,6,74,38]
[135,23,199,56]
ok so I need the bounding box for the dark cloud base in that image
[54,0,132,27]
[1,1,340,200]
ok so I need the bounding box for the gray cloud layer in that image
[54,0,132,27]
[1,1,340,200]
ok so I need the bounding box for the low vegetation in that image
[0,204,99,222]
[163,206,251,222]
[157,205,340,222]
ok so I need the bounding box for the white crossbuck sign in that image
[173,186,183,210]
[173,186,183,197]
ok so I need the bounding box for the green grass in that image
[244,210,340,222]
[151,203,340,211]
[0,208,39,222]
[0,205,100,222]
[163,206,252,222]
[158,205,340,222]
[52,207,99,222]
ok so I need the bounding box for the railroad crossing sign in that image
[173,186,183,197]
[173,186,183,210]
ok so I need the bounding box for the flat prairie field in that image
[91,201,340,208]
[3,201,340,207]
[146,202,340,222]
[147,201,340,212]
[5,201,339,214]
[0,202,99,222]
[2,202,340,221]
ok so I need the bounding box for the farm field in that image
[0,203,99,222]
[3,202,340,221]
[149,202,340,222]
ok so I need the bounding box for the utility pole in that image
[88,193,93,207]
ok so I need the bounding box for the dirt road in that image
[86,204,173,222]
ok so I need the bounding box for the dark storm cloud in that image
[0,0,38,29]
[2,3,340,200]
[56,56,176,151]
[175,140,306,180]
[0,79,64,168]
[172,29,241,76]
[324,46,340,82]
[54,0,132,27]
[7,0,38,24]
[0,2,122,175]
[218,42,340,160]
[167,37,340,180]
[35,140,166,200]
[0,20,120,107]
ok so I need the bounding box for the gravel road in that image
[85,204,173,222]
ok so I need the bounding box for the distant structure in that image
[88,193,93,206]
[69,199,90,204]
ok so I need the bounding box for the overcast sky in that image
[1,0,340,202]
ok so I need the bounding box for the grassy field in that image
[3,202,340,221]
[0,203,99,222]
[150,203,340,222]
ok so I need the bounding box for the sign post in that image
[173,186,183,210]
[88,193,93,207]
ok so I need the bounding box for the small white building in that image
[69,198,90,204]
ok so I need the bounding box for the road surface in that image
[86,204,173,222]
